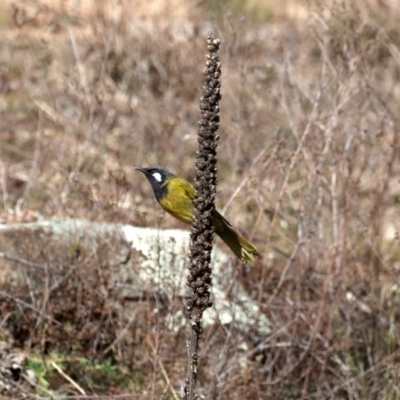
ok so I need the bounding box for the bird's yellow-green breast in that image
[159,176,195,224]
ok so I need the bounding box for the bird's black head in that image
[135,166,174,201]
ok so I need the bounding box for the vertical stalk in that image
[182,33,221,400]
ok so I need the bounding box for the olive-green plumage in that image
[136,166,259,262]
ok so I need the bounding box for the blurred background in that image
[1,0,400,398]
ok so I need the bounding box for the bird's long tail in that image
[213,211,259,262]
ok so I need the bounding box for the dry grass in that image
[1,0,400,398]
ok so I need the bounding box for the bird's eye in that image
[152,172,162,182]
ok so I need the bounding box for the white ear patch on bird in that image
[152,172,162,182]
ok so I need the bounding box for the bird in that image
[135,166,259,262]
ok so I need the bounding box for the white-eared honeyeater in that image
[135,166,259,262]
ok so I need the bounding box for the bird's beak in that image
[135,167,145,173]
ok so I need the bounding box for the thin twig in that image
[148,339,180,400]
[0,252,44,269]
[0,290,62,326]
[50,361,86,395]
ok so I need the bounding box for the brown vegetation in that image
[1,0,400,398]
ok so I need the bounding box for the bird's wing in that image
[176,178,196,200]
